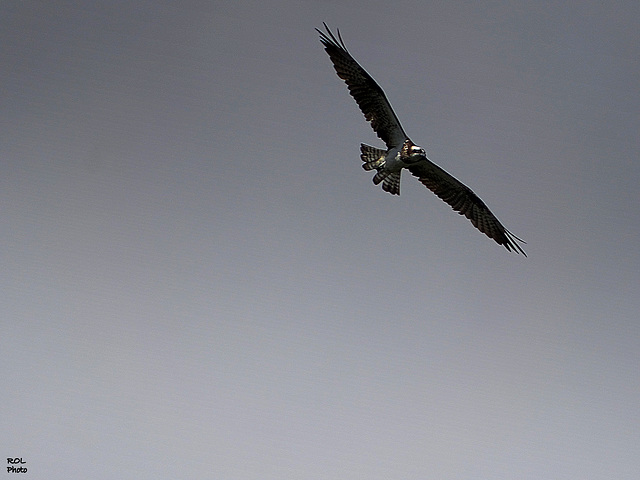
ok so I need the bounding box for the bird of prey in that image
[317,24,526,255]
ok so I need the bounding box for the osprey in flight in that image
[317,24,526,255]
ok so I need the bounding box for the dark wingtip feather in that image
[503,229,527,256]
[316,23,347,52]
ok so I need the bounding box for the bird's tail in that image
[360,144,401,195]
[360,144,386,171]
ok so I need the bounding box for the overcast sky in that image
[2,1,639,478]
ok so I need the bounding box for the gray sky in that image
[2,1,639,478]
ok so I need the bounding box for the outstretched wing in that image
[317,23,407,149]
[407,159,527,255]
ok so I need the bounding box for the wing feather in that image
[408,159,527,255]
[317,24,407,148]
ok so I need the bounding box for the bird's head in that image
[409,144,426,157]
[404,141,426,162]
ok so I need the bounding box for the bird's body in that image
[317,24,526,255]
